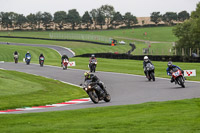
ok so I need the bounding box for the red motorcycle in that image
[62,59,69,70]
[171,68,185,88]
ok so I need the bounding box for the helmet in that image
[27,51,29,54]
[167,61,173,68]
[40,53,43,56]
[91,54,95,57]
[84,72,90,77]
[144,56,148,62]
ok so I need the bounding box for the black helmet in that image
[167,61,173,68]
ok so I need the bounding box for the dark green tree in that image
[111,12,123,28]
[53,11,67,30]
[178,11,190,21]
[41,12,53,30]
[15,14,27,29]
[66,9,81,30]
[100,5,115,29]
[96,9,105,29]
[150,12,162,25]
[82,11,93,29]
[90,9,98,29]
[26,13,37,30]
[162,12,177,25]
[123,12,138,27]
[0,12,12,30]
[173,2,200,56]
[35,11,43,29]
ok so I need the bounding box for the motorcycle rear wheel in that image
[88,90,99,104]
[104,94,111,102]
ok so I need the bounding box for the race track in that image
[0,43,200,114]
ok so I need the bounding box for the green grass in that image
[0,26,177,42]
[0,69,87,110]
[0,98,200,133]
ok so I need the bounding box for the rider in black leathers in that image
[84,72,107,95]
[143,56,154,77]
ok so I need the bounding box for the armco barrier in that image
[76,53,200,62]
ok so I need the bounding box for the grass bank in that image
[0,98,200,133]
[0,69,87,110]
[0,26,177,42]
[0,37,173,55]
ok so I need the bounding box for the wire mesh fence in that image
[49,32,111,43]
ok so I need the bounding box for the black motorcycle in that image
[81,80,111,104]
[146,63,155,81]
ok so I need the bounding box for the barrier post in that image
[190,48,192,56]
[182,48,184,56]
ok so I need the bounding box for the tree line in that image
[0,4,190,31]
[173,2,200,56]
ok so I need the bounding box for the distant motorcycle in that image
[89,61,97,73]
[62,58,69,70]
[81,80,111,104]
[26,56,31,65]
[39,57,45,67]
[145,63,155,81]
[171,68,185,88]
[14,55,19,63]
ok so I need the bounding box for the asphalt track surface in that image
[0,43,200,114]
[0,42,75,57]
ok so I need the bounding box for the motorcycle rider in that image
[166,61,184,83]
[39,53,45,64]
[143,56,154,77]
[84,72,107,95]
[89,54,97,71]
[61,54,69,66]
[13,51,19,58]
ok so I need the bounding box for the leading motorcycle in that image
[171,68,185,88]
[145,63,155,81]
[81,80,111,104]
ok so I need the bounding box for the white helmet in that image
[144,56,148,62]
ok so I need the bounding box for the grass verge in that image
[0,69,87,110]
[0,98,200,133]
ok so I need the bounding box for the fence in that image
[49,33,111,43]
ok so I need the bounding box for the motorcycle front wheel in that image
[150,72,155,81]
[88,90,99,104]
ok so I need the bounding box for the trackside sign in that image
[184,70,196,77]
[68,61,76,66]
